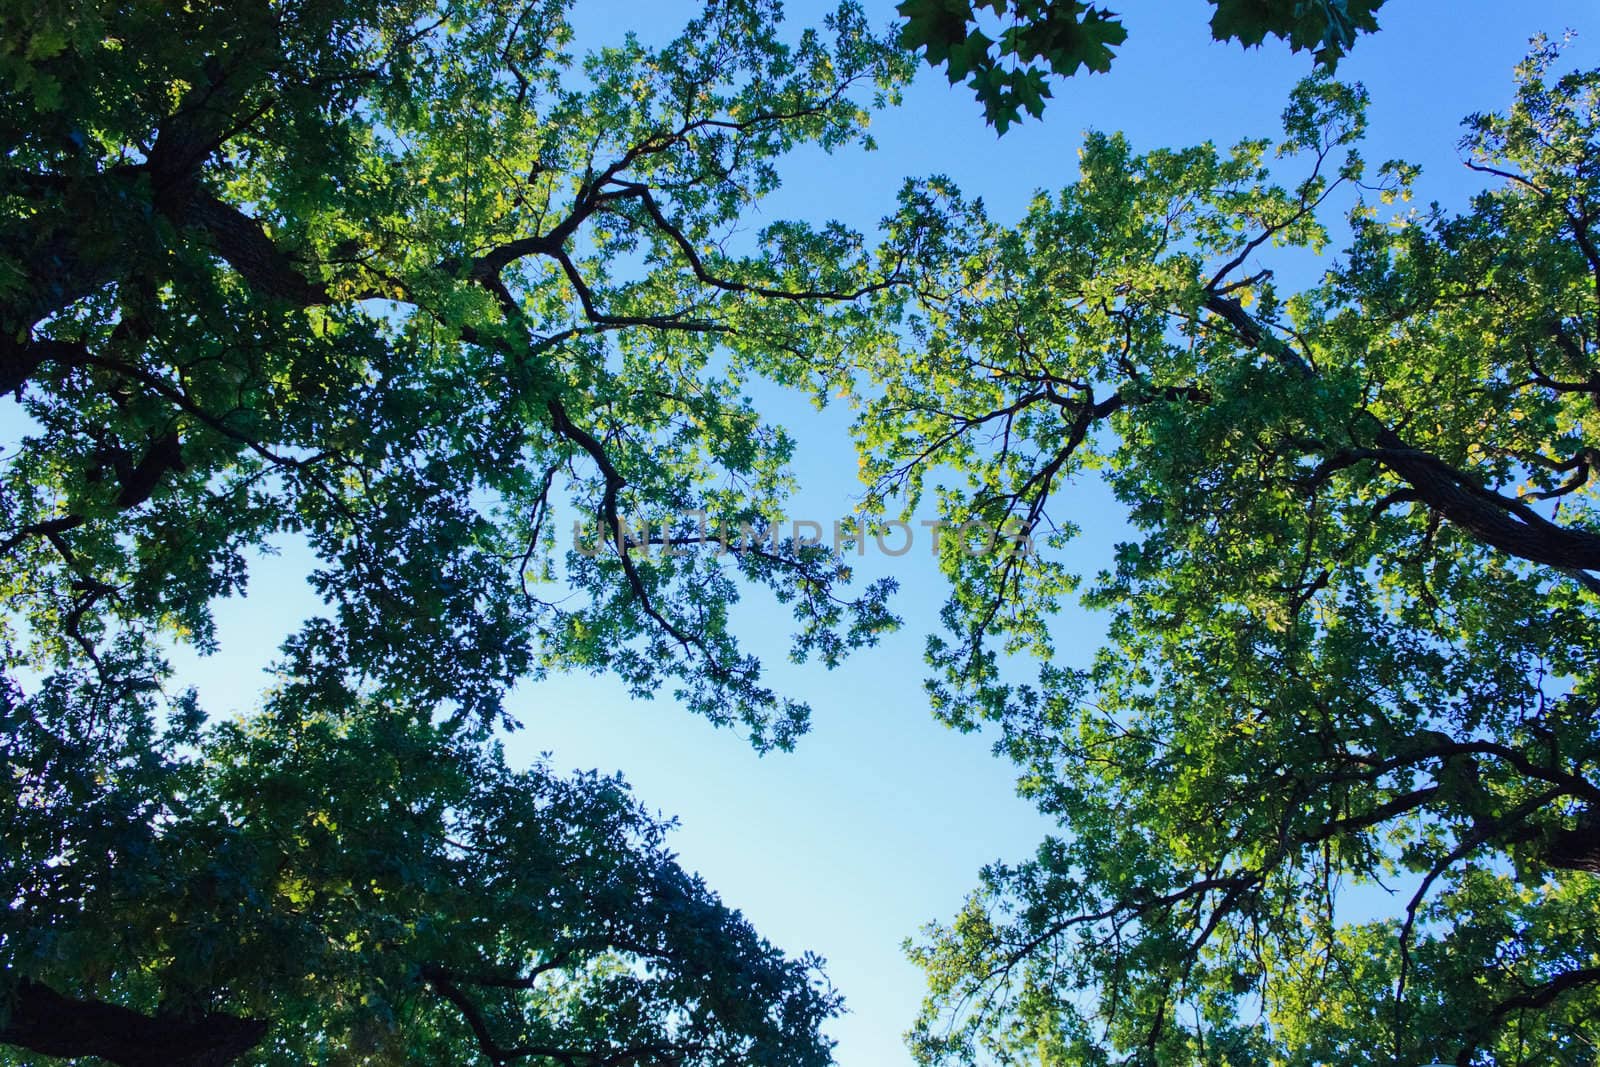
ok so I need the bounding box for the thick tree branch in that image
[188,195,327,304]
[0,977,268,1067]
[1203,292,1600,575]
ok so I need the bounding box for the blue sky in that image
[155,2,1600,1064]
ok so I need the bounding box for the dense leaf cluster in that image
[1,0,909,1061]
[852,42,1600,1065]
[897,0,1385,130]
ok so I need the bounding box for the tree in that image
[3,692,841,1066]
[851,42,1600,1064]
[897,0,1385,131]
[0,0,913,1060]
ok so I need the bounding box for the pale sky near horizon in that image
[61,2,1600,1064]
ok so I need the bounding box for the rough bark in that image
[1545,814,1600,875]
[1370,426,1600,573]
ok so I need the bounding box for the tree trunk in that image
[1545,815,1600,875]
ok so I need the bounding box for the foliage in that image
[0,0,913,1061]
[897,0,1385,131]
[3,688,839,1065]
[852,41,1600,1065]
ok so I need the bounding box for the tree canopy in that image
[1,0,911,1061]
[896,0,1386,130]
[4,695,840,1065]
[849,40,1600,1066]
[7,0,1600,1064]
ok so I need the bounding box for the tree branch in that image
[0,977,268,1067]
